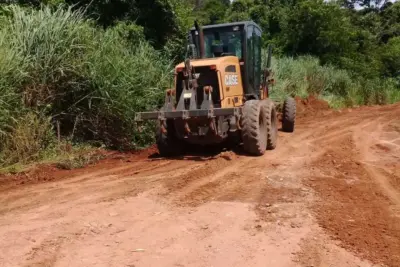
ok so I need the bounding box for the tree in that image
[225,0,253,22]
[379,2,400,43]
[194,0,228,25]
[63,0,193,50]
[380,37,400,77]
[281,0,356,64]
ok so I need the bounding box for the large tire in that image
[241,100,267,156]
[282,97,296,133]
[262,99,278,150]
[156,120,183,157]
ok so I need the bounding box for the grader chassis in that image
[135,21,296,156]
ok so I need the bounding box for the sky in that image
[354,0,397,9]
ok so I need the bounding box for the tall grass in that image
[0,29,27,147]
[266,55,400,108]
[0,5,172,166]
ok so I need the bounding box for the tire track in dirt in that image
[0,159,196,216]
[354,119,400,207]
[167,124,315,207]
[158,153,246,204]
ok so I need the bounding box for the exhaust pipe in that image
[194,20,205,59]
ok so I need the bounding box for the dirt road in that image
[1,101,400,267]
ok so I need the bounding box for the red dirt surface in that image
[0,102,400,267]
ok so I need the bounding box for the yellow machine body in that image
[175,56,245,108]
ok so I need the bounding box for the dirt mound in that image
[128,144,159,158]
[0,164,63,191]
[295,95,330,116]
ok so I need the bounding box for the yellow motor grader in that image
[135,21,296,156]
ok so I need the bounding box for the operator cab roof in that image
[190,21,262,33]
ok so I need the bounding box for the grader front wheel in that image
[241,100,267,156]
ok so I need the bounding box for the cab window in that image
[203,29,242,59]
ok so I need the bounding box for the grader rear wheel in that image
[282,97,296,133]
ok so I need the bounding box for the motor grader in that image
[135,21,296,156]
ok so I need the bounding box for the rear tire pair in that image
[241,99,278,156]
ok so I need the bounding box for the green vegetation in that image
[0,0,399,169]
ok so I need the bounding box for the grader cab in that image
[135,21,296,156]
